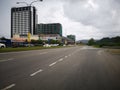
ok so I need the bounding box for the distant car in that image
[50,44,59,46]
[0,43,6,48]
[43,44,51,47]
[63,44,66,46]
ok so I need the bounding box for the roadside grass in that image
[88,45,120,54]
[93,45,101,48]
[0,46,42,53]
[0,46,72,53]
[106,49,120,54]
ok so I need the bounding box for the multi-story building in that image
[67,35,76,42]
[36,23,62,36]
[11,6,37,38]
[62,37,75,45]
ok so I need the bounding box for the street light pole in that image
[16,0,43,6]
[16,2,29,6]
[30,0,43,6]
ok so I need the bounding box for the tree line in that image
[30,39,62,45]
[88,36,120,47]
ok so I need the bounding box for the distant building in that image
[62,37,75,45]
[11,6,37,38]
[36,23,62,36]
[67,35,76,42]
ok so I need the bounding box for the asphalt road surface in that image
[0,46,120,90]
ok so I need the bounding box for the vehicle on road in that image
[0,43,6,48]
[43,44,51,47]
[50,44,59,46]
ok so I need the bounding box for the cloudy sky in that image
[0,0,120,40]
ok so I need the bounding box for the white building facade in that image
[11,6,37,38]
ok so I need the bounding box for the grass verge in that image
[106,49,120,54]
[0,46,67,53]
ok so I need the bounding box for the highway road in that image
[0,46,120,90]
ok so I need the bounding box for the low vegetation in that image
[106,49,120,54]
[88,36,120,48]
[0,46,65,53]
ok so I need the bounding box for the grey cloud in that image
[63,0,120,36]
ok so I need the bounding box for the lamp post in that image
[16,0,43,6]
[16,2,29,6]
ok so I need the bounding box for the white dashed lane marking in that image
[49,62,57,67]
[30,69,43,77]
[1,84,16,90]
[58,58,63,62]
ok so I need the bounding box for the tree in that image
[0,37,6,40]
[95,36,120,47]
[38,40,43,44]
[31,39,37,44]
[88,38,95,46]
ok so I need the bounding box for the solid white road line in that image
[58,58,64,62]
[39,52,47,55]
[30,69,43,77]
[49,62,57,67]
[1,84,16,90]
[0,58,14,62]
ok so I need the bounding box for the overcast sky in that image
[0,0,120,40]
